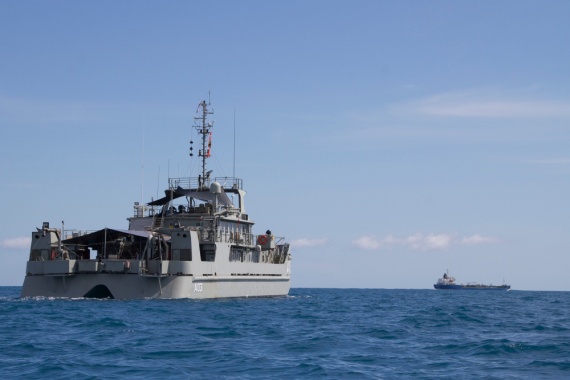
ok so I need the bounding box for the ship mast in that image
[192,99,214,189]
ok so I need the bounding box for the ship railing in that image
[198,227,287,251]
[200,228,252,246]
[63,229,96,240]
[215,230,254,246]
[44,242,91,261]
[132,203,157,218]
[168,176,243,191]
[201,228,287,250]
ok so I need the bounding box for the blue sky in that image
[2,1,570,290]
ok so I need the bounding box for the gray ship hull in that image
[21,228,291,300]
[21,271,290,299]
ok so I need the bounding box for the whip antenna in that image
[233,107,236,179]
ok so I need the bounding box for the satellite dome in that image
[210,182,222,194]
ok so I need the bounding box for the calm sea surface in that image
[1,287,569,379]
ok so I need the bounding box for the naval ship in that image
[434,271,510,290]
[21,99,291,299]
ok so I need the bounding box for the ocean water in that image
[1,287,570,379]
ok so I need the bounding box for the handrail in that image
[169,176,243,191]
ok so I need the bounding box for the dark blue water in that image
[1,287,569,379]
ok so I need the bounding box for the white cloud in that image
[1,237,31,249]
[405,233,452,251]
[352,235,400,250]
[461,234,500,245]
[353,233,499,251]
[353,235,381,250]
[291,237,328,248]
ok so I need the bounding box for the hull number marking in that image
[194,283,203,292]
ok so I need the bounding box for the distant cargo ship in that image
[434,271,511,290]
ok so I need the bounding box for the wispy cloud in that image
[353,233,499,251]
[401,90,570,119]
[0,95,99,124]
[405,233,452,251]
[352,235,398,250]
[1,237,31,250]
[0,94,182,126]
[291,237,328,248]
[524,158,570,165]
[461,234,500,245]
[339,88,570,149]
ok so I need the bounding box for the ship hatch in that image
[83,285,114,299]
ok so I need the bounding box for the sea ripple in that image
[1,287,570,378]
